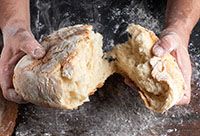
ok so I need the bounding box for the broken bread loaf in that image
[13,25,113,109]
[108,24,185,112]
[13,24,185,113]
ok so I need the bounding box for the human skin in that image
[126,0,200,105]
[0,0,199,104]
[152,0,200,105]
[0,0,45,103]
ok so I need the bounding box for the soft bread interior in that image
[108,24,185,112]
[13,24,185,113]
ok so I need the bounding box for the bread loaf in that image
[13,25,113,109]
[13,24,185,113]
[108,24,185,112]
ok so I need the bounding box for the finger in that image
[19,31,45,59]
[0,65,25,103]
[0,46,25,103]
[152,33,179,57]
[175,46,192,105]
[176,83,191,105]
[176,90,191,105]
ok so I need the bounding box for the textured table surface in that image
[0,0,200,136]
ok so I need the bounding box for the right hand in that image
[125,27,192,105]
[0,24,46,103]
[152,28,192,105]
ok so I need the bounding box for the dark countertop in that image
[0,0,200,136]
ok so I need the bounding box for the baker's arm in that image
[0,0,45,102]
[0,0,31,31]
[153,0,200,105]
[165,0,200,38]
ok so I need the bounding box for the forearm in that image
[0,0,30,32]
[165,0,200,35]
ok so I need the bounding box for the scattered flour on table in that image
[15,0,200,136]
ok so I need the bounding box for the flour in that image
[15,0,200,135]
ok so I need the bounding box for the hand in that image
[0,24,45,103]
[152,28,192,105]
[124,27,192,105]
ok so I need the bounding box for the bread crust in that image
[13,24,185,113]
[13,25,113,109]
[109,24,185,113]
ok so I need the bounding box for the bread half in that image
[13,24,185,113]
[13,25,113,109]
[108,24,185,112]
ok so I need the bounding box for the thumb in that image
[19,31,45,59]
[152,32,179,57]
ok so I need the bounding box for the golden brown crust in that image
[13,24,185,113]
[13,24,113,109]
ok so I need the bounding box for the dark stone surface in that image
[0,0,199,135]
[29,0,166,51]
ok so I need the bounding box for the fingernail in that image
[153,44,165,57]
[33,48,45,58]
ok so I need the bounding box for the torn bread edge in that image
[108,24,185,113]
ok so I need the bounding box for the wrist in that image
[165,20,191,34]
[163,22,191,47]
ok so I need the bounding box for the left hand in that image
[0,22,46,103]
